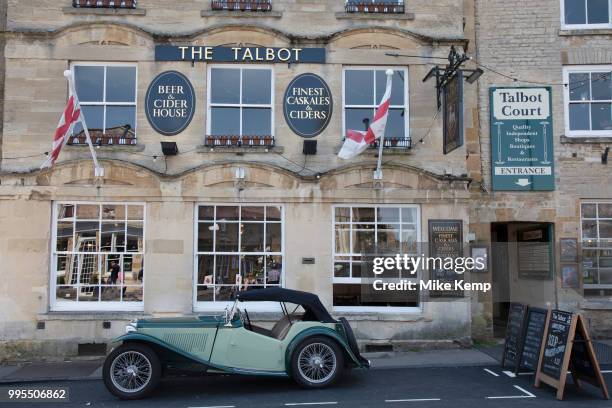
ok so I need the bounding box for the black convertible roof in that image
[236,288,336,323]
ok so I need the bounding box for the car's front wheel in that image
[291,336,344,388]
[103,343,161,400]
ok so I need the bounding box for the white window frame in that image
[332,204,422,313]
[342,66,410,144]
[206,64,275,139]
[560,0,612,29]
[193,204,285,312]
[50,201,146,312]
[70,62,138,137]
[563,65,612,138]
[580,200,612,290]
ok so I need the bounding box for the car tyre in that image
[291,336,344,389]
[103,342,161,400]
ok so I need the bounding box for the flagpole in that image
[63,70,104,178]
[373,69,394,181]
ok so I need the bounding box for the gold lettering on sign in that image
[266,48,275,61]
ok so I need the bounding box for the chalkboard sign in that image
[501,303,527,372]
[541,310,572,379]
[428,220,463,297]
[519,307,549,371]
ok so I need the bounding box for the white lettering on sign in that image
[493,88,550,120]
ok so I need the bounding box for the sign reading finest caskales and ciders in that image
[145,71,195,136]
[490,87,555,191]
[147,46,331,138]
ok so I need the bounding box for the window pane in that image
[199,206,215,221]
[569,103,590,130]
[56,286,77,302]
[197,286,214,302]
[217,206,239,221]
[106,106,136,134]
[106,67,136,103]
[101,222,126,252]
[346,108,374,132]
[378,208,399,222]
[592,72,612,100]
[266,256,282,285]
[385,108,406,139]
[127,205,144,220]
[198,255,214,284]
[241,206,264,221]
[335,228,350,253]
[591,103,612,130]
[565,0,587,24]
[335,207,350,223]
[211,68,240,104]
[582,203,597,218]
[402,208,417,223]
[353,207,375,222]
[583,220,598,239]
[243,108,271,136]
[569,73,590,101]
[57,222,74,252]
[587,0,609,24]
[376,70,404,106]
[211,107,240,136]
[599,203,612,218]
[124,286,143,302]
[242,255,265,286]
[334,261,350,277]
[353,230,375,253]
[216,223,239,251]
[74,66,104,102]
[75,222,99,251]
[215,255,240,285]
[378,228,401,252]
[126,222,144,252]
[242,69,271,104]
[345,70,374,105]
[266,206,282,221]
[58,204,75,219]
[102,204,125,220]
[198,223,214,252]
[266,223,282,252]
[216,286,239,301]
[74,106,104,135]
[600,220,612,238]
[241,223,264,252]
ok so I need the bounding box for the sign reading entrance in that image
[283,73,333,138]
[490,87,555,191]
[155,46,326,64]
[145,71,195,136]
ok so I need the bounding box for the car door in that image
[226,326,285,372]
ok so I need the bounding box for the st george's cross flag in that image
[41,70,101,174]
[338,69,394,160]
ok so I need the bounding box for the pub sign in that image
[283,73,333,138]
[145,71,195,136]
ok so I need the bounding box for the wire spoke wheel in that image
[110,351,153,394]
[297,342,337,384]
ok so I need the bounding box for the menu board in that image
[541,310,573,380]
[520,307,549,371]
[502,303,527,371]
[428,220,463,297]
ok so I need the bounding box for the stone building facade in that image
[0,0,610,360]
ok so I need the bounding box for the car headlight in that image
[125,321,138,333]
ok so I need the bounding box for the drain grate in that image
[77,343,107,356]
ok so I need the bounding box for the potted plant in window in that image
[252,136,261,146]
[230,135,239,146]
[124,0,135,8]
[103,0,111,7]
[391,137,399,147]
[78,0,88,7]
[264,135,273,146]
[219,135,228,146]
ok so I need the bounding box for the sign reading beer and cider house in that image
[490,87,555,191]
[283,73,333,138]
[145,71,196,136]
[155,46,326,64]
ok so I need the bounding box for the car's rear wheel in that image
[103,343,161,400]
[291,336,343,388]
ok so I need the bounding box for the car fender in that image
[284,326,363,371]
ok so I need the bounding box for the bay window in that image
[195,205,284,308]
[52,203,145,311]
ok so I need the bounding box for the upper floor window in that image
[343,67,410,147]
[206,65,274,147]
[563,66,612,137]
[52,203,145,311]
[345,0,405,14]
[581,202,612,295]
[562,0,611,28]
[211,0,272,12]
[71,63,137,146]
[73,0,137,9]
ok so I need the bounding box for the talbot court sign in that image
[155,46,326,64]
[490,87,555,191]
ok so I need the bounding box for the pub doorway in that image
[490,222,556,338]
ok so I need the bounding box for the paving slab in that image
[367,348,499,369]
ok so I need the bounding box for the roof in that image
[236,287,336,323]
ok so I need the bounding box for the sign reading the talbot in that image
[283,73,333,138]
[155,46,326,64]
[490,87,555,191]
[145,71,195,136]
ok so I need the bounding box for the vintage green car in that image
[103,288,370,399]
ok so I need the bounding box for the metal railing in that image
[345,1,405,14]
[68,126,137,146]
[72,0,137,8]
[211,0,272,12]
[368,137,412,149]
[204,135,275,147]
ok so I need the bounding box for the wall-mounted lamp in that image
[465,68,484,84]
[161,141,178,156]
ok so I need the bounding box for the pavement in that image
[0,347,500,384]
